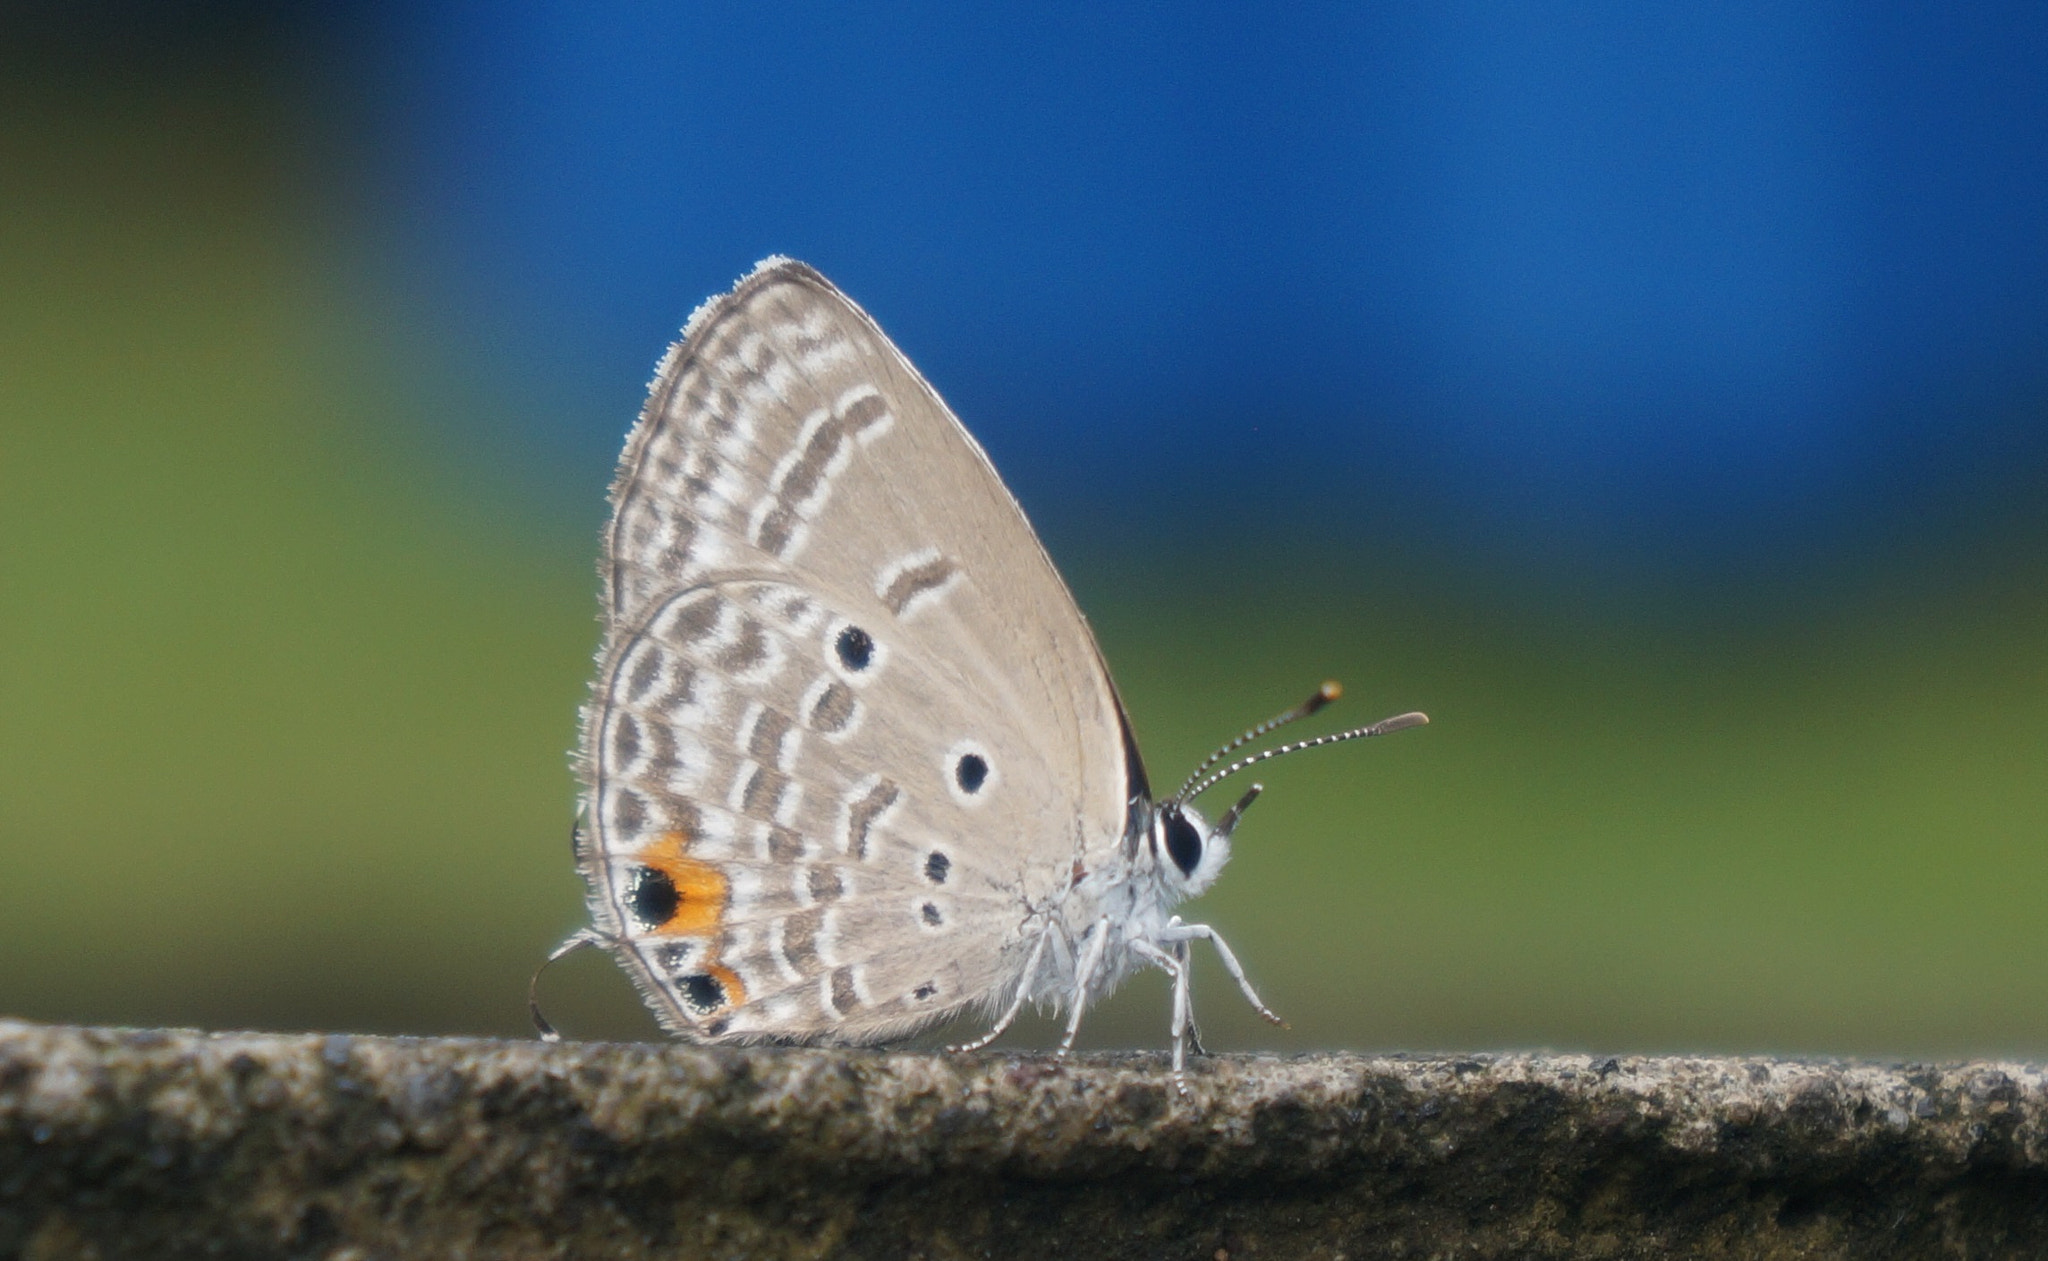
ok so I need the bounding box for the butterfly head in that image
[1149,797,1243,897]
[1155,682,1431,896]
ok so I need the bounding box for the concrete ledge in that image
[4,1020,2048,1258]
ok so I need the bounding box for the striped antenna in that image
[1180,710,1429,804]
[1173,681,1344,803]
[1213,783,1265,839]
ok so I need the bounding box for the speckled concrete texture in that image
[4,1019,2048,1258]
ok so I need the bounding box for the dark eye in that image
[1162,808,1203,876]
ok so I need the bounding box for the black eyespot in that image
[955,753,988,794]
[681,972,726,1013]
[924,851,950,884]
[835,625,874,671]
[627,865,681,927]
[1162,808,1203,877]
[921,902,943,926]
[913,983,937,1000]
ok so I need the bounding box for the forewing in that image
[578,258,1132,1042]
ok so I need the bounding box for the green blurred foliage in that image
[4,62,2047,1060]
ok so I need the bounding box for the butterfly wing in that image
[577,258,1138,1042]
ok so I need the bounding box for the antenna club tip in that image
[1305,680,1342,712]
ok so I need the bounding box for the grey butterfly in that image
[535,257,1426,1084]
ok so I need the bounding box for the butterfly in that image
[533,257,1426,1087]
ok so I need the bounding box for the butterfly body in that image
[555,258,1423,1075]
[986,797,1232,1017]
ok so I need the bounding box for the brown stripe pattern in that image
[880,554,960,616]
[808,681,857,734]
[806,867,847,903]
[738,764,792,820]
[746,707,795,765]
[843,779,901,859]
[829,965,863,1015]
[781,909,823,974]
[714,615,770,673]
[752,390,893,557]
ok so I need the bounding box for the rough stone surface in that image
[5,1020,2048,1258]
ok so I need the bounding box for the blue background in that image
[361,1,2048,588]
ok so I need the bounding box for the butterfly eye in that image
[835,625,874,671]
[1162,808,1203,877]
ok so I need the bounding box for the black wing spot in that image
[921,902,942,926]
[681,973,727,1013]
[924,851,951,884]
[913,983,937,1000]
[627,866,680,928]
[1162,807,1203,877]
[835,625,874,671]
[955,753,988,794]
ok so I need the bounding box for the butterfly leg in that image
[1055,916,1113,1057]
[1172,939,1209,1057]
[947,921,1054,1054]
[528,927,611,1043]
[1164,917,1286,1028]
[1131,939,1193,1097]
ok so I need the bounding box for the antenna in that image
[1180,710,1428,804]
[1213,783,1265,839]
[1174,681,1344,802]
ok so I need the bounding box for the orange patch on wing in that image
[636,830,729,937]
[702,963,746,1009]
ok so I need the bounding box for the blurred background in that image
[4,0,2046,1059]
